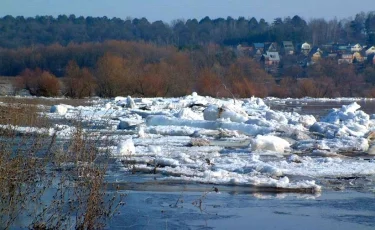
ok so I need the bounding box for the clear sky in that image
[1,0,373,23]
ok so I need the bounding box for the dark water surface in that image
[266,98,375,119]
[108,190,375,230]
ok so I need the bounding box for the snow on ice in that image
[116,138,136,156]
[14,92,375,193]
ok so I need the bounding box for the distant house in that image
[338,54,353,64]
[301,42,311,56]
[263,51,280,64]
[253,43,265,53]
[353,51,364,62]
[366,46,375,56]
[236,44,252,56]
[265,42,278,52]
[351,44,362,53]
[321,43,334,52]
[339,45,350,54]
[327,53,338,59]
[262,51,280,74]
[332,44,350,54]
[253,49,263,61]
[311,49,323,63]
[282,41,295,55]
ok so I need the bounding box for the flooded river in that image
[3,97,375,229]
[104,99,375,229]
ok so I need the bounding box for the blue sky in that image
[1,0,373,23]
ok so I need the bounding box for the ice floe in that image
[50,104,73,115]
[116,138,135,156]
[250,135,291,154]
[22,93,374,193]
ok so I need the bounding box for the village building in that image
[366,46,375,56]
[321,43,334,52]
[261,51,280,74]
[253,43,265,53]
[351,44,362,53]
[236,44,252,56]
[282,41,295,55]
[235,40,372,73]
[253,49,263,61]
[327,53,338,58]
[353,51,364,62]
[311,48,323,63]
[332,44,350,54]
[301,42,311,56]
[338,53,353,64]
[265,42,278,52]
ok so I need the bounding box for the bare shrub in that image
[231,78,257,98]
[226,57,274,98]
[196,68,224,97]
[231,78,269,98]
[296,77,335,98]
[269,77,296,98]
[31,123,125,229]
[95,53,127,98]
[19,69,60,97]
[297,78,317,97]
[63,60,96,98]
[270,85,290,98]
[36,71,61,97]
[0,120,52,229]
[365,88,375,98]
[0,102,123,229]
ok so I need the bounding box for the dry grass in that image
[0,100,123,229]
[0,96,95,129]
[0,102,50,128]
[0,127,50,229]
[0,76,17,84]
[0,96,94,107]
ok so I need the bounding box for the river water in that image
[108,190,374,229]
[265,98,375,118]
[6,98,375,229]
[104,99,375,229]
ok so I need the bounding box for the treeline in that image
[12,41,273,98]
[0,12,374,49]
[9,40,375,98]
[0,40,236,77]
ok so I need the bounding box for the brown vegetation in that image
[227,58,274,98]
[95,53,128,97]
[0,40,373,99]
[305,59,365,97]
[0,101,123,229]
[18,68,60,97]
[196,68,223,97]
[63,60,96,98]
[0,100,49,128]
[269,77,296,98]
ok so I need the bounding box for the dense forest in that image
[0,12,375,98]
[0,12,374,49]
